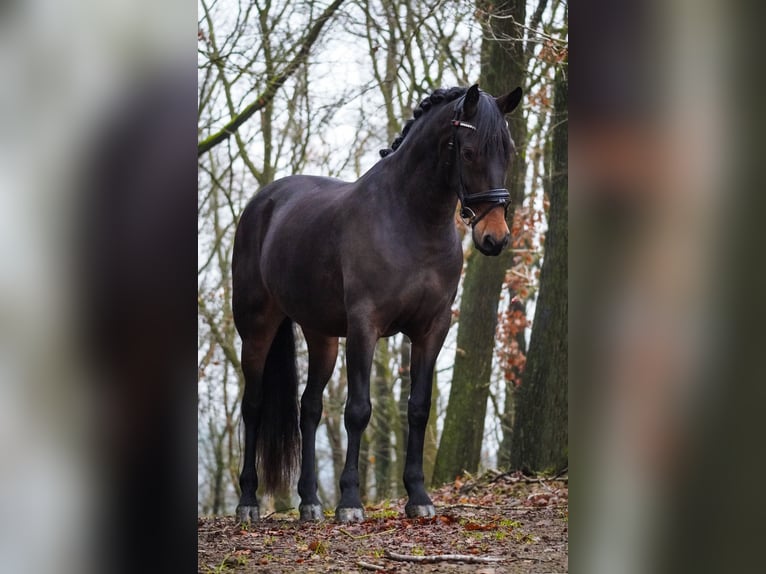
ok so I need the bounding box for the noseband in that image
[445,95,511,227]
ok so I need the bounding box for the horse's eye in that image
[462,148,475,162]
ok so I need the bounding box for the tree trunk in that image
[210,419,225,515]
[423,371,439,487]
[497,297,527,469]
[432,253,508,484]
[510,61,568,473]
[393,336,411,496]
[372,340,393,500]
[324,345,347,503]
[433,0,527,486]
[359,432,370,502]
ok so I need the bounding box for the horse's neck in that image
[374,142,457,227]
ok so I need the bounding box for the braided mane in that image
[379,87,468,158]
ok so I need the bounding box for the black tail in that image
[256,318,300,493]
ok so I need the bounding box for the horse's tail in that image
[256,318,300,494]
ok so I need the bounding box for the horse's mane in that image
[380,86,510,158]
[379,87,468,158]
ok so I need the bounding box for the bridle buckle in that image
[460,206,476,225]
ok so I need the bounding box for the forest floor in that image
[198,470,568,574]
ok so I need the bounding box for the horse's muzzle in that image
[477,232,509,256]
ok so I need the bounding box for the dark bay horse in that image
[232,84,522,523]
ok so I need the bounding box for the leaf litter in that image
[198,470,567,573]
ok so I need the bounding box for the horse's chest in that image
[375,265,458,328]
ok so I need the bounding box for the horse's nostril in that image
[481,233,508,255]
[482,235,497,251]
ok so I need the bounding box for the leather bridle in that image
[445,95,511,227]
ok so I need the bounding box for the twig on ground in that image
[356,560,386,571]
[490,471,569,485]
[383,550,502,564]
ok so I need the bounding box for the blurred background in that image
[571,1,765,573]
[0,0,763,573]
[0,1,197,573]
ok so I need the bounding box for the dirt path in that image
[198,472,568,573]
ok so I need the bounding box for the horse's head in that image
[447,84,522,256]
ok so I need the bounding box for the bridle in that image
[445,94,511,227]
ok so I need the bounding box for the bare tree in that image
[511,27,567,472]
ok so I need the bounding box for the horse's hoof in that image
[335,507,365,523]
[299,504,324,522]
[405,504,436,518]
[236,504,260,523]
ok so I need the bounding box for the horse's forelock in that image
[471,93,512,154]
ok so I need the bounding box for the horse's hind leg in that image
[235,306,284,523]
[336,323,377,523]
[297,329,338,521]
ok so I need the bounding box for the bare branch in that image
[356,561,386,571]
[198,295,242,374]
[525,0,549,63]
[197,0,346,156]
[384,550,503,564]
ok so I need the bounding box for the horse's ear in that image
[496,86,523,114]
[462,84,481,118]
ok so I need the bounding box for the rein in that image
[445,96,510,227]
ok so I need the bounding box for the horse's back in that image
[238,174,346,226]
[234,174,347,257]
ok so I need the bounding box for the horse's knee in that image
[407,401,430,429]
[344,400,371,432]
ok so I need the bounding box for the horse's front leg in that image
[404,317,451,518]
[336,324,377,523]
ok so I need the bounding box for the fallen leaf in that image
[464,521,495,531]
